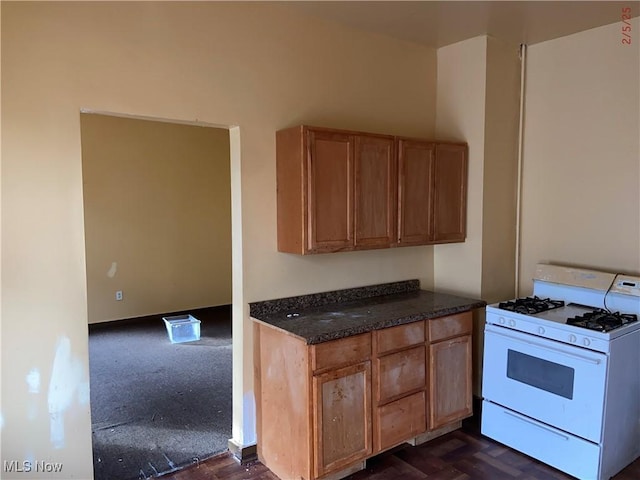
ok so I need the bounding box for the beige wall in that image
[434,35,520,395]
[481,37,520,304]
[434,36,488,299]
[81,114,232,324]
[1,3,436,477]
[519,19,640,294]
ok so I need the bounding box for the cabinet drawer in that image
[376,345,425,404]
[312,333,371,372]
[375,391,426,452]
[429,311,472,342]
[375,321,425,356]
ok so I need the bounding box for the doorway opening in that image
[80,112,234,479]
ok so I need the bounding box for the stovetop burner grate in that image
[566,309,638,332]
[498,296,565,315]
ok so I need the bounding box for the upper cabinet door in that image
[432,144,467,243]
[397,139,435,246]
[354,135,397,249]
[307,130,354,253]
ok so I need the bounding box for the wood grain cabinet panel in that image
[313,362,372,478]
[312,333,371,373]
[397,139,435,246]
[375,392,426,452]
[375,321,425,355]
[376,345,426,405]
[428,334,473,430]
[354,135,397,249]
[429,312,472,342]
[432,143,468,243]
[308,130,354,253]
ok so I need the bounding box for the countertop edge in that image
[251,317,308,343]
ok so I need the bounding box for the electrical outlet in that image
[115,290,123,301]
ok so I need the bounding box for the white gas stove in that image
[481,264,640,480]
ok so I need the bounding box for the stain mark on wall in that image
[47,335,90,449]
[107,261,118,278]
[26,368,41,393]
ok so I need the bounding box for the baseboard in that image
[228,439,257,464]
[411,421,462,445]
[89,304,231,330]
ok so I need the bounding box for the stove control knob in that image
[499,317,506,325]
[538,327,545,335]
[569,334,577,343]
[583,338,591,347]
[508,319,516,327]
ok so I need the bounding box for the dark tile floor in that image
[162,421,640,480]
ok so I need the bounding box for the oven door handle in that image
[502,409,569,441]
[489,329,603,365]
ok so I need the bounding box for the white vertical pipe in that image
[515,44,527,297]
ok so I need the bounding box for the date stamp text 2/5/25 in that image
[621,7,632,45]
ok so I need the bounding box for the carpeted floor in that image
[89,306,232,480]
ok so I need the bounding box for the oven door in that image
[482,324,607,443]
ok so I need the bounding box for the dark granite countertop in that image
[250,280,486,344]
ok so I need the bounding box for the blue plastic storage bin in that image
[163,314,201,343]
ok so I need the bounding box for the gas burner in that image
[566,309,638,332]
[498,296,565,315]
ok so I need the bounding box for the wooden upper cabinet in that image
[397,139,435,246]
[354,135,397,249]
[308,130,354,253]
[276,125,467,254]
[432,143,468,243]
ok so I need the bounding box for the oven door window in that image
[507,350,574,399]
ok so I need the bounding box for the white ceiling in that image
[280,1,638,48]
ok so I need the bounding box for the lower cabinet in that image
[254,310,474,480]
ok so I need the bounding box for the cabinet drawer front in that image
[377,345,426,404]
[312,333,371,372]
[375,391,426,452]
[375,321,425,356]
[429,311,472,342]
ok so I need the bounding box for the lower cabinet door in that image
[428,335,473,429]
[313,362,372,478]
[375,391,426,452]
